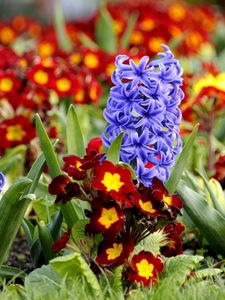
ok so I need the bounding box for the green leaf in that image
[0,265,26,280]
[79,33,99,50]
[195,268,223,279]
[53,2,73,52]
[153,255,203,299]
[95,5,117,53]
[22,219,35,249]
[27,153,46,193]
[38,223,55,263]
[35,114,61,178]
[50,252,102,297]
[66,105,85,156]
[177,180,225,255]
[120,12,138,48]
[112,266,124,299]
[196,169,225,217]
[107,132,124,164]
[165,124,199,194]
[0,178,32,266]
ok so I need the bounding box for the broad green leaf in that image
[72,219,93,253]
[177,180,225,255]
[0,178,32,266]
[35,114,61,178]
[53,2,73,52]
[66,105,85,156]
[50,252,102,297]
[196,169,225,217]
[107,132,124,164]
[0,265,26,280]
[95,5,117,53]
[195,268,223,279]
[120,12,138,48]
[165,124,199,194]
[38,223,55,263]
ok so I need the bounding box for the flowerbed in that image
[0,1,225,299]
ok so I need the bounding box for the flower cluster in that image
[103,46,184,186]
[48,137,184,287]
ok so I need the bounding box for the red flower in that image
[0,70,20,96]
[152,177,183,211]
[96,234,134,267]
[86,137,103,155]
[48,174,80,204]
[161,222,185,257]
[91,160,135,203]
[134,187,163,218]
[129,251,164,286]
[51,72,80,97]
[63,155,86,181]
[28,65,52,88]
[86,200,124,239]
[214,154,225,189]
[0,115,35,154]
[52,228,71,252]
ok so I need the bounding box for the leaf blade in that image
[166,124,199,194]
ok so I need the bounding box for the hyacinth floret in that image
[102,45,184,186]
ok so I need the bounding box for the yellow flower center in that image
[136,259,154,279]
[74,90,85,103]
[106,63,116,77]
[98,207,119,229]
[139,199,156,214]
[76,161,82,170]
[106,243,123,260]
[148,37,165,53]
[139,19,155,32]
[113,20,123,35]
[33,70,49,85]
[89,86,97,101]
[168,3,186,22]
[0,78,13,92]
[6,125,26,142]
[38,42,54,57]
[84,53,99,69]
[56,78,71,92]
[131,31,144,45]
[0,27,15,44]
[101,172,124,192]
[41,57,54,68]
[163,195,172,205]
[70,53,82,65]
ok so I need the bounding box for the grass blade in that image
[106,132,124,164]
[165,124,199,194]
[66,105,85,156]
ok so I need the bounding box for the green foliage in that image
[0,265,26,280]
[95,4,117,53]
[134,230,169,256]
[66,105,85,156]
[0,145,26,178]
[107,132,124,164]
[112,266,124,300]
[35,114,61,178]
[50,252,102,297]
[0,178,32,266]
[53,2,73,52]
[38,223,56,263]
[165,124,199,194]
[120,12,138,48]
[177,180,225,255]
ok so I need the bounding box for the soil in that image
[6,233,33,274]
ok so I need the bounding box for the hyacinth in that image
[102,45,184,186]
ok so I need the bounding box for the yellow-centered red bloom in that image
[91,160,135,203]
[128,251,164,286]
